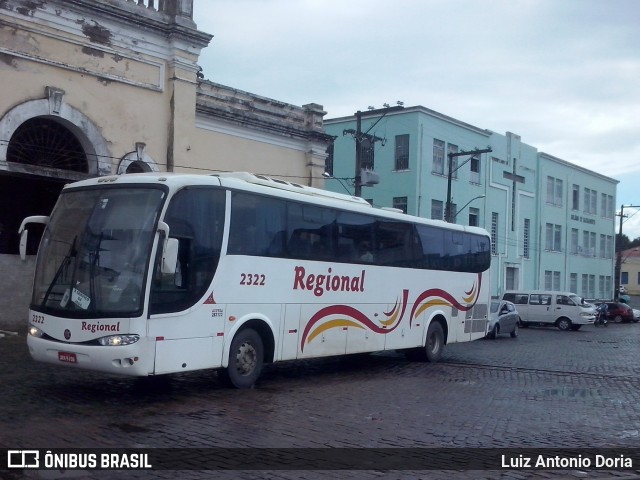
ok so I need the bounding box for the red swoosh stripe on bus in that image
[409,273,483,327]
[301,290,408,352]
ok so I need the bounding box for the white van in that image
[501,291,595,331]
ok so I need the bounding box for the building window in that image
[571,228,579,254]
[572,184,580,211]
[393,196,408,214]
[470,155,481,184]
[621,271,629,285]
[448,143,459,179]
[582,231,596,257]
[584,188,597,215]
[545,223,562,251]
[544,271,561,291]
[546,176,563,206]
[581,274,595,299]
[324,143,334,176]
[491,212,498,255]
[601,193,614,219]
[469,207,479,227]
[431,200,443,220]
[361,137,375,170]
[570,273,578,293]
[523,218,530,258]
[432,139,444,174]
[394,134,409,171]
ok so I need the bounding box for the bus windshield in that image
[31,186,166,317]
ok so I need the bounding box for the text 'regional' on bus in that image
[20,172,491,388]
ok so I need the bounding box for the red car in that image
[597,302,636,323]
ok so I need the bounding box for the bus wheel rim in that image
[236,342,257,375]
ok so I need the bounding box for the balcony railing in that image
[123,0,193,18]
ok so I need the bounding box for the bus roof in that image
[62,172,489,237]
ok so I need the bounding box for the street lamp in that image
[322,172,354,195]
[445,148,492,222]
[452,195,485,223]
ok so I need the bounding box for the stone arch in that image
[117,142,160,174]
[0,87,112,176]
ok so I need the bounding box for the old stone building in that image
[0,0,332,327]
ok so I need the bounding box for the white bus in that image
[20,172,491,388]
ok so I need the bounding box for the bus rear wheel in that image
[221,328,264,389]
[425,321,444,362]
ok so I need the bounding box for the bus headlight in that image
[98,334,140,346]
[28,325,43,337]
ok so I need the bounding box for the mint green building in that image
[324,106,618,299]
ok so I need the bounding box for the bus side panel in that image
[298,304,347,358]
[345,306,386,354]
[382,303,425,351]
[149,304,227,374]
[154,336,219,374]
[280,304,301,361]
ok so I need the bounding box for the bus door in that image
[148,186,226,374]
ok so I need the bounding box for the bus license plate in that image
[58,352,77,364]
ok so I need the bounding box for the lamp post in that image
[445,148,492,222]
[615,204,640,299]
[452,195,485,223]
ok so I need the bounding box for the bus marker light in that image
[216,332,224,337]
[229,316,236,321]
[156,336,164,341]
[288,329,297,334]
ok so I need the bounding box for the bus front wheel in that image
[221,328,264,389]
[425,321,444,362]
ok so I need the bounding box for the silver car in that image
[487,300,519,339]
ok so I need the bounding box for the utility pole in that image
[445,148,492,222]
[343,103,404,197]
[614,204,640,299]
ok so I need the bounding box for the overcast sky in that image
[192,0,640,240]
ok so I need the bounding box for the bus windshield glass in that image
[31,186,166,317]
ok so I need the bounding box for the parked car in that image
[487,300,519,339]
[595,302,636,323]
[634,309,640,322]
[501,291,595,331]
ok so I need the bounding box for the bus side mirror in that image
[162,238,179,274]
[18,215,49,261]
[157,221,178,274]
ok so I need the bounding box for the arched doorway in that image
[0,91,112,255]
[6,117,88,172]
[1,117,91,255]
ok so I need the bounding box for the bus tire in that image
[222,328,264,389]
[425,321,444,362]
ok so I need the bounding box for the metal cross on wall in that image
[502,158,525,231]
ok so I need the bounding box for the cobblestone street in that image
[2,319,640,480]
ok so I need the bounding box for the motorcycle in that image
[594,306,608,327]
